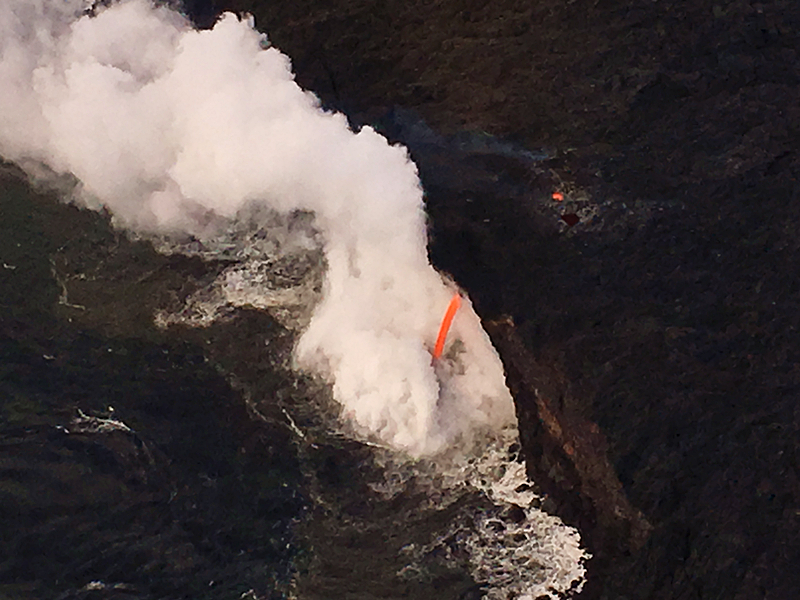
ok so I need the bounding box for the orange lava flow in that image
[433,293,462,360]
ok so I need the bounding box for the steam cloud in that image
[0,0,515,455]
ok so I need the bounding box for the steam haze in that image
[0,0,515,455]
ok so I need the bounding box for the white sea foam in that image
[374,429,588,600]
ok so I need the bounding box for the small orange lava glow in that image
[552,191,564,202]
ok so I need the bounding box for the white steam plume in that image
[0,0,515,455]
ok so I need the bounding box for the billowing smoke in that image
[0,0,515,455]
